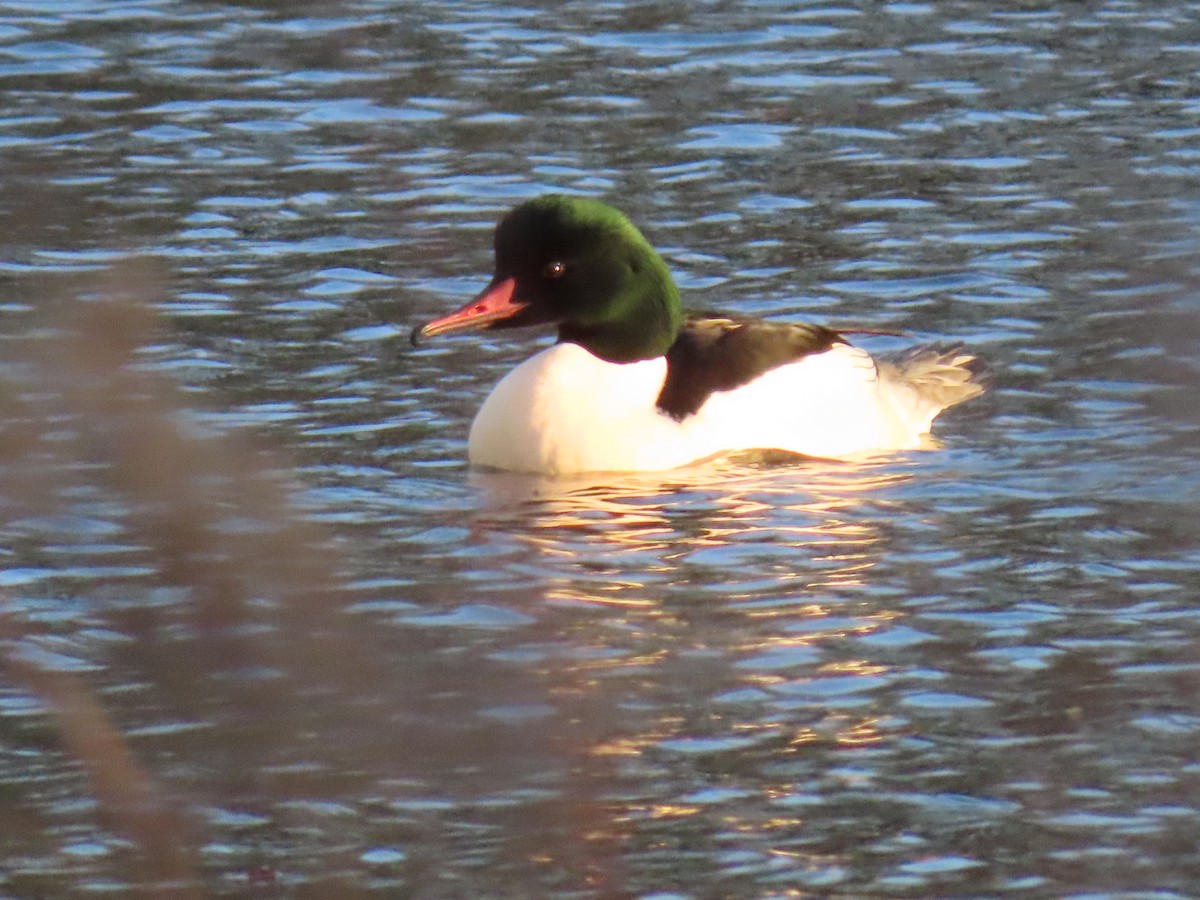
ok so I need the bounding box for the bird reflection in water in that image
[465,455,916,784]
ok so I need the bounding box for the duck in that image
[412,195,983,475]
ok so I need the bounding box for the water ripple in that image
[2,0,1199,895]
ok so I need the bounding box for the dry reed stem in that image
[2,614,202,899]
[0,262,628,894]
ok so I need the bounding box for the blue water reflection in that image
[2,0,1200,895]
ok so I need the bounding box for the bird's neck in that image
[557,255,683,363]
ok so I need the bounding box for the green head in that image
[414,195,684,363]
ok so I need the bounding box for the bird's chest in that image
[466,344,685,474]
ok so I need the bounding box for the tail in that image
[876,344,986,435]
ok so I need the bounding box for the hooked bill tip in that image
[409,324,425,347]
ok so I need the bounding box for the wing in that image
[656,317,846,421]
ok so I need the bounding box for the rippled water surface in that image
[3,1,1200,896]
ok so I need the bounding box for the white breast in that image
[467,342,933,475]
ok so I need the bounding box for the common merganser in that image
[412,195,983,475]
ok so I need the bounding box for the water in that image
[2,0,1200,896]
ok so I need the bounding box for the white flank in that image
[468,342,973,475]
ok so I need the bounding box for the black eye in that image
[543,260,566,279]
